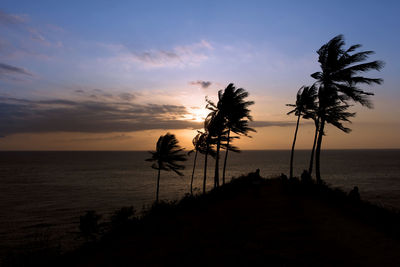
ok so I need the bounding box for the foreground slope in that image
[63,175,400,266]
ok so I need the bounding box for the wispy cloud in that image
[60,134,133,142]
[0,9,64,61]
[189,80,212,89]
[72,88,136,102]
[0,10,27,26]
[0,62,33,81]
[250,121,303,127]
[99,40,213,69]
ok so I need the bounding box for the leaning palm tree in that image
[188,131,209,195]
[220,84,255,184]
[307,112,319,175]
[204,109,225,189]
[202,118,217,194]
[286,85,317,178]
[146,133,187,202]
[311,34,384,183]
[207,83,255,185]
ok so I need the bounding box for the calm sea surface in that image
[0,150,400,253]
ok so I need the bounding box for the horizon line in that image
[1,148,400,152]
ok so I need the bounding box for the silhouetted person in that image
[348,186,360,201]
[255,168,260,177]
[280,173,288,181]
[301,169,312,184]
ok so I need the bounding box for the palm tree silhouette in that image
[204,109,225,188]
[220,84,255,184]
[207,84,255,185]
[287,85,317,178]
[311,35,384,183]
[307,112,319,175]
[307,86,356,177]
[146,133,187,202]
[202,118,217,194]
[188,131,209,195]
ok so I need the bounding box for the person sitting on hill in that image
[301,170,312,184]
[348,186,361,202]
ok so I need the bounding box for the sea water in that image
[0,150,399,253]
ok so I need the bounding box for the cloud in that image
[0,10,64,60]
[0,10,26,26]
[99,40,213,69]
[189,80,212,89]
[0,97,202,136]
[119,92,135,101]
[0,10,45,42]
[0,62,33,80]
[249,121,296,127]
[72,88,136,102]
[61,134,133,142]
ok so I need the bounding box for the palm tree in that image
[220,84,255,184]
[146,133,187,202]
[204,109,225,189]
[307,114,319,175]
[202,119,217,194]
[286,85,317,178]
[207,84,255,185]
[311,35,384,183]
[188,131,208,195]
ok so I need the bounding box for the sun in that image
[190,107,209,122]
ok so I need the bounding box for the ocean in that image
[0,150,400,254]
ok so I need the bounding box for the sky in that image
[0,0,399,150]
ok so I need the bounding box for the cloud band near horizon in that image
[0,97,294,136]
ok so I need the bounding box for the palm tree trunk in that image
[315,118,325,184]
[214,134,221,188]
[203,142,209,194]
[289,114,301,179]
[222,129,231,185]
[308,120,319,175]
[190,150,198,195]
[156,168,161,203]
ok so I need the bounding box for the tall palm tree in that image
[204,109,225,189]
[202,118,217,194]
[188,131,209,195]
[220,84,255,184]
[307,114,319,175]
[311,35,384,183]
[146,133,187,202]
[286,85,317,178]
[207,84,255,185]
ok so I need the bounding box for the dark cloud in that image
[0,97,202,136]
[190,80,212,89]
[0,62,33,78]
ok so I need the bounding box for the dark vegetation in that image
[48,173,400,266]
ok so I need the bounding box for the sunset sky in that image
[1,1,399,150]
